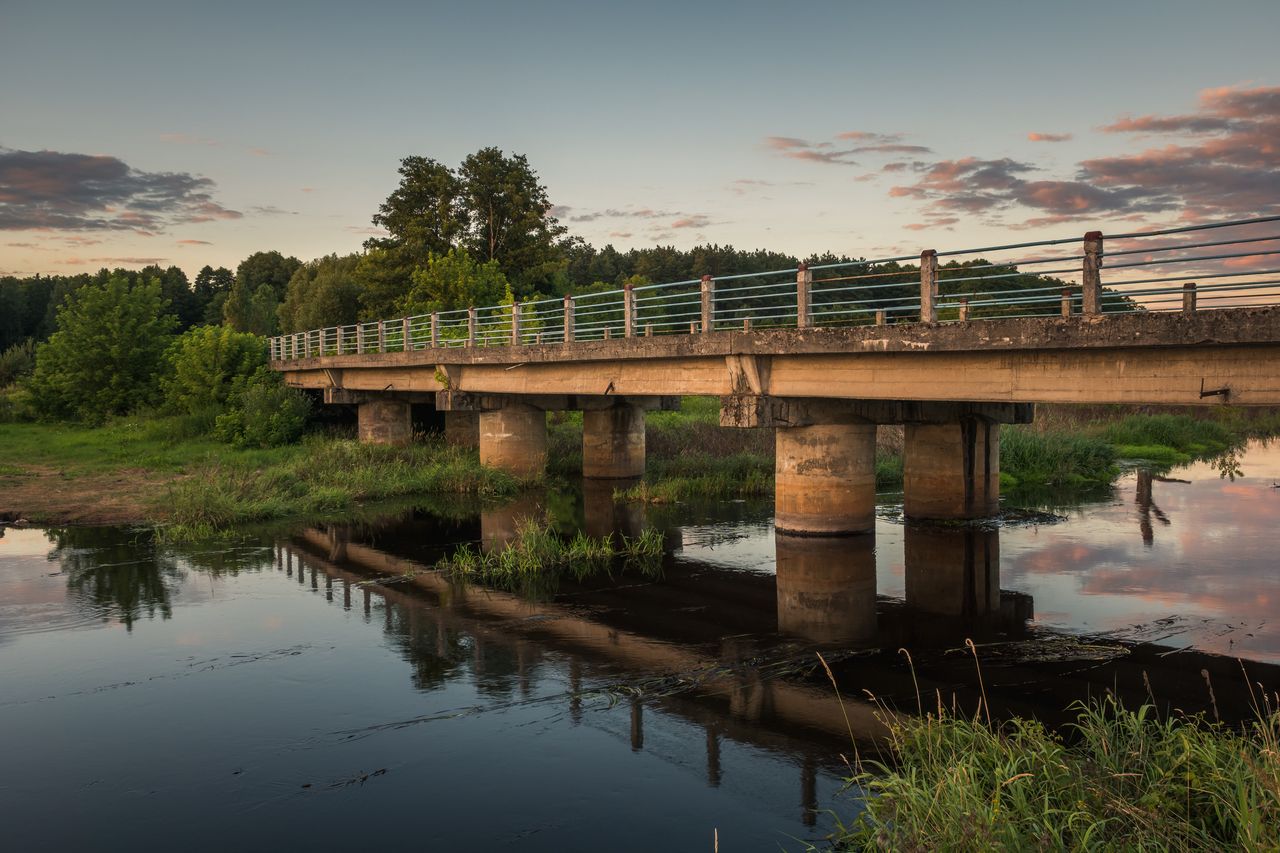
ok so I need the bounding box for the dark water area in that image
[2,441,1280,851]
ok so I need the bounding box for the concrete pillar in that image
[903,419,999,519]
[582,405,645,479]
[775,423,877,535]
[904,524,1000,617]
[444,411,480,449]
[775,533,877,644]
[479,405,547,477]
[358,398,412,445]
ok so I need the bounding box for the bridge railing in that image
[269,215,1280,361]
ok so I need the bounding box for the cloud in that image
[1028,132,1073,142]
[886,84,1280,226]
[670,215,710,229]
[608,231,632,239]
[176,239,212,246]
[765,132,930,166]
[729,178,814,196]
[247,205,297,216]
[61,255,169,266]
[548,204,572,219]
[0,148,242,232]
[568,207,679,223]
[248,147,271,157]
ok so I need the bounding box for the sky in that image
[2,0,1279,279]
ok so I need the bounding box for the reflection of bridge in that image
[272,217,1280,533]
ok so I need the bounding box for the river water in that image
[2,441,1279,851]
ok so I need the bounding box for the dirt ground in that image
[0,465,171,526]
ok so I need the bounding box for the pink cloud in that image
[1028,132,1073,143]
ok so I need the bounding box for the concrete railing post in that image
[875,309,886,326]
[401,317,411,351]
[356,324,365,354]
[796,263,812,329]
[304,331,312,358]
[511,301,522,346]
[1082,231,1104,315]
[1183,282,1197,314]
[958,298,969,322]
[1061,287,1073,318]
[920,249,939,323]
[467,307,477,347]
[563,294,575,343]
[337,326,345,354]
[378,320,386,353]
[624,283,636,338]
[700,275,715,334]
[429,313,439,348]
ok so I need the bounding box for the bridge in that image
[272,216,1280,535]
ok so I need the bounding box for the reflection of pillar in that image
[630,699,644,752]
[444,411,480,449]
[569,659,583,726]
[904,524,1000,617]
[358,398,412,445]
[479,405,547,477]
[775,533,878,644]
[480,494,545,553]
[310,566,317,590]
[325,576,332,602]
[581,480,645,541]
[343,579,351,610]
[286,550,293,578]
[801,754,818,828]
[775,423,877,535]
[363,587,371,619]
[706,725,722,787]
[582,405,645,479]
[903,420,999,519]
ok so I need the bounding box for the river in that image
[2,441,1278,850]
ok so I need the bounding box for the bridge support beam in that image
[903,419,1000,519]
[357,398,412,445]
[775,423,878,535]
[479,404,547,477]
[444,411,479,449]
[583,404,645,479]
[775,533,877,644]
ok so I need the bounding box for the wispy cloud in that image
[1027,132,1073,143]
[0,148,242,232]
[176,238,212,246]
[765,131,931,167]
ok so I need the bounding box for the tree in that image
[369,156,464,261]
[162,325,267,417]
[458,147,566,296]
[194,265,234,325]
[396,248,509,316]
[139,264,198,330]
[277,254,363,332]
[28,275,177,422]
[235,251,302,301]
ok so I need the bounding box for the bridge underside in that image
[275,309,1280,532]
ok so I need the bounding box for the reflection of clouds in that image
[1001,441,1280,660]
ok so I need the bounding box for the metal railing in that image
[269,215,1280,360]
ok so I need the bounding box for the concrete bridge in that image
[272,219,1280,535]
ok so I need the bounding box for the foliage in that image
[368,156,465,263]
[213,368,312,448]
[999,425,1118,488]
[1101,413,1236,459]
[222,251,301,334]
[0,339,36,387]
[396,247,510,316]
[276,254,363,332]
[27,275,177,422]
[839,697,1280,851]
[193,265,235,325]
[161,325,267,420]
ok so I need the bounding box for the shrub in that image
[214,369,311,448]
[162,325,268,419]
[0,339,35,387]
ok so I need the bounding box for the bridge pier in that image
[479,405,547,477]
[583,404,645,480]
[904,524,1000,617]
[444,411,479,449]
[903,419,999,519]
[775,533,877,644]
[775,423,878,535]
[357,398,412,445]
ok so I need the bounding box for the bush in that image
[27,276,176,422]
[0,339,35,387]
[214,369,311,448]
[162,325,268,420]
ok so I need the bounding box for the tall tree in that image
[235,251,302,301]
[277,254,363,332]
[193,265,235,324]
[368,156,464,261]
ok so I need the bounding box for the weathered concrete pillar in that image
[775,423,877,535]
[479,405,547,477]
[582,404,645,479]
[904,524,1000,617]
[775,533,877,644]
[444,411,480,449]
[358,398,412,445]
[903,419,999,519]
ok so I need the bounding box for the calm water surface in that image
[2,441,1279,851]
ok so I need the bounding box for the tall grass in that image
[838,694,1280,850]
[1102,413,1236,463]
[999,425,1118,489]
[437,517,663,595]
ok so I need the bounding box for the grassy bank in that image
[838,697,1280,850]
[436,517,664,595]
[0,419,517,537]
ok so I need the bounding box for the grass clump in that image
[437,517,663,595]
[999,425,1118,489]
[840,696,1280,851]
[616,452,773,504]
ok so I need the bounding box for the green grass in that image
[837,696,1280,851]
[436,516,664,596]
[999,425,1119,489]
